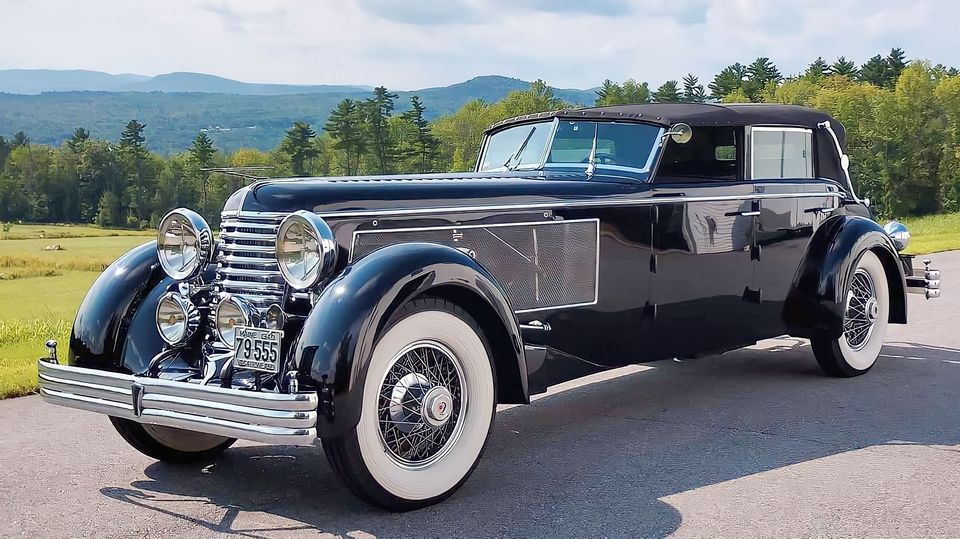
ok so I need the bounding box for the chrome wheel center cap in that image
[866,297,879,322]
[422,386,453,427]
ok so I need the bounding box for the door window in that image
[751,128,813,179]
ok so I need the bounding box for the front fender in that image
[784,215,907,338]
[69,241,172,374]
[291,242,524,439]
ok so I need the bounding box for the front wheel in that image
[811,250,890,377]
[322,297,496,511]
[110,417,236,462]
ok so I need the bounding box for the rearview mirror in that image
[667,123,692,144]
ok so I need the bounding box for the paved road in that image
[1,251,958,538]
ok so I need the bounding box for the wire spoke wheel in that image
[377,340,466,468]
[843,268,879,351]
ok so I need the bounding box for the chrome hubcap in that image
[378,341,464,467]
[844,268,878,351]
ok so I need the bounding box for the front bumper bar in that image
[38,360,318,445]
[904,257,941,300]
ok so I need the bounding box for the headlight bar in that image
[157,208,213,281]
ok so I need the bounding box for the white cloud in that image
[0,0,956,90]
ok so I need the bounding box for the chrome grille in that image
[216,212,287,307]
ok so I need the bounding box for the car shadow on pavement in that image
[99,340,960,538]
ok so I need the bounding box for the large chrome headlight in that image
[156,292,199,345]
[157,209,213,281]
[276,211,337,290]
[884,221,910,251]
[215,294,259,349]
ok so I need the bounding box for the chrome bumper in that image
[38,360,318,445]
[905,258,941,300]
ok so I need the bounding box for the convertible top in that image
[486,103,845,145]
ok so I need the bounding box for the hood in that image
[225,170,648,217]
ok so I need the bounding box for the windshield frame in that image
[477,118,666,179]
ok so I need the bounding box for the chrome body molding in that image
[38,360,319,445]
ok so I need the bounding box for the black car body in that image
[38,103,941,510]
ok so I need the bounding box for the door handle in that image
[725,210,760,217]
[804,206,837,214]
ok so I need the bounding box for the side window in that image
[751,128,813,179]
[657,126,739,181]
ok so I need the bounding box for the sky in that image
[1,0,957,90]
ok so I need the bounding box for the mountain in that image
[0,69,149,94]
[0,73,599,154]
[0,69,371,95]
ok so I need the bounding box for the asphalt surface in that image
[1,250,958,538]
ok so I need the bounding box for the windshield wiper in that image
[585,123,599,177]
[501,126,537,171]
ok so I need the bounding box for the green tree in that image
[95,190,122,227]
[859,54,891,87]
[118,119,149,223]
[653,80,682,103]
[709,63,747,100]
[830,56,859,78]
[886,47,908,82]
[67,128,90,153]
[324,100,365,175]
[189,131,217,213]
[401,96,440,173]
[595,79,651,105]
[744,57,782,100]
[682,74,707,102]
[11,131,30,148]
[279,121,319,177]
[363,86,399,174]
[804,57,831,81]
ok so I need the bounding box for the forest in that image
[2,47,959,228]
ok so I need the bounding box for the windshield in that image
[478,118,663,174]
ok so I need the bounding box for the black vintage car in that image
[39,103,941,510]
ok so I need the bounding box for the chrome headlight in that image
[156,292,199,345]
[157,209,213,281]
[276,211,337,290]
[215,294,259,349]
[884,221,910,251]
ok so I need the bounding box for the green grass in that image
[0,222,150,240]
[902,212,960,255]
[0,230,151,398]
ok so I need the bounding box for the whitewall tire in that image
[322,297,496,511]
[812,250,890,377]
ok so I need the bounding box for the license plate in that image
[233,326,284,374]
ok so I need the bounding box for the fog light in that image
[215,295,259,349]
[156,292,198,345]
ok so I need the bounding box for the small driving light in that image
[276,211,337,290]
[157,208,213,281]
[214,294,258,349]
[883,221,910,251]
[156,292,198,345]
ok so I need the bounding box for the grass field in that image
[0,213,957,399]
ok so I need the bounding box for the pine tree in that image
[653,80,682,103]
[745,57,782,100]
[804,57,830,80]
[595,79,651,105]
[830,56,859,78]
[401,96,439,173]
[280,121,319,177]
[859,54,891,87]
[886,47,908,81]
[67,128,90,153]
[709,63,747,100]
[189,132,216,212]
[324,100,365,175]
[118,120,148,222]
[363,86,399,174]
[682,74,707,102]
[12,131,30,148]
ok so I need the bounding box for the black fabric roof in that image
[486,103,844,144]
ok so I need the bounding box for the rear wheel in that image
[322,297,496,511]
[110,417,235,463]
[811,250,889,377]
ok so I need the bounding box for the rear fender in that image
[784,215,907,338]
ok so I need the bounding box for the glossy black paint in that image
[289,242,524,438]
[784,214,906,338]
[69,241,168,373]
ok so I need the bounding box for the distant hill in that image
[0,69,370,95]
[0,73,598,154]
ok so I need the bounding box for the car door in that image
[748,126,819,337]
[650,126,758,359]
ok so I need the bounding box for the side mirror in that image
[666,123,693,144]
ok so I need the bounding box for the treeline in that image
[1,48,959,227]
